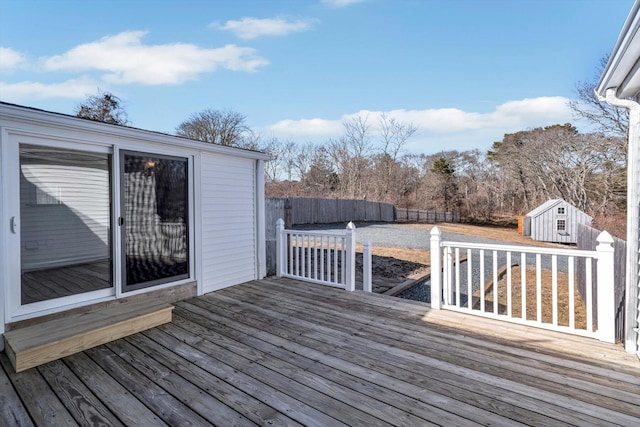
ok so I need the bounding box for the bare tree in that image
[176,109,250,146]
[377,113,417,199]
[75,90,129,125]
[489,124,626,215]
[569,56,628,139]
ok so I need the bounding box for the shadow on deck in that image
[2,276,638,426]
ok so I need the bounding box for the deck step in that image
[3,300,174,373]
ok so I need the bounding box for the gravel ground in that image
[300,222,570,304]
[299,222,513,249]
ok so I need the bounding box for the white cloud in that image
[0,77,99,102]
[268,117,344,137]
[0,47,27,70]
[42,31,268,85]
[212,17,317,40]
[320,0,366,8]
[265,96,577,153]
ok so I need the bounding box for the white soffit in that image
[596,0,640,99]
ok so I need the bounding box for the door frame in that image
[3,135,196,322]
[119,149,191,293]
[5,135,116,320]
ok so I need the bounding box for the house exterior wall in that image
[0,103,269,341]
[530,201,591,244]
[200,153,257,293]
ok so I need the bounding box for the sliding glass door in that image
[10,142,191,316]
[19,144,113,305]
[120,151,189,292]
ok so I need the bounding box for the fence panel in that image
[395,208,460,224]
[268,197,396,226]
[576,223,626,343]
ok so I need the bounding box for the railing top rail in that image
[440,240,598,258]
[282,229,348,238]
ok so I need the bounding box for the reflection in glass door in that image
[19,144,113,305]
[120,151,189,292]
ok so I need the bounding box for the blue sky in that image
[0,0,634,154]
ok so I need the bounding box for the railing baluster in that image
[552,255,558,326]
[333,237,341,283]
[455,248,460,307]
[302,235,307,278]
[568,256,575,329]
[292,234,297,276]
[467,249,472,309]
[480,249,485,313]
[446,246,453,304]
[507,251,512,317]
[521,252,527,320]
[493,250,498,314]
[536,254,542,323]
[320,236,325,281]
[308,235,312,278]
[341,237,346,285]
[586,258,593,332]
[312,235,317,280]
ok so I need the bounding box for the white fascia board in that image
[596,0,640,99]
[0,103,271,161]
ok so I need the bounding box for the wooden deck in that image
[2,277,639,426]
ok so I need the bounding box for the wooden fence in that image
[576,223,626,343]
[395,208,461,223]
[268,197,395,225]
[265,197,460,275]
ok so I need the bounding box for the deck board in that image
[225,280,639,410]
[199,287,626,426]
[2,277,639,426]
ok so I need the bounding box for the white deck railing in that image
[429,226,616,343]
[276,219,372,292]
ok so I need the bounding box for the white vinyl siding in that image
[201,153,256,292]
[19,151,110,270]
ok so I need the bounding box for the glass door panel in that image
[121,151,189,292]
[19,144,113,304]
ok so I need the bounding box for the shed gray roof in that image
[526,199,593,220]
[526,199,563,218]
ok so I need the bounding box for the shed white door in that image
[201,153,256,293]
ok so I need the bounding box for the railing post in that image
[345,222,356,291]
[276,218,285,277]
[363,240,372,292]
[595,231,616,343]
[430,227,442,309]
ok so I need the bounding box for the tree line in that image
[74,59,628,225]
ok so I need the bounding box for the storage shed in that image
[526,199,592,244]
[0,102,270,350]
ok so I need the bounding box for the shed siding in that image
[201,153,256,292]
[529,200,591,244]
